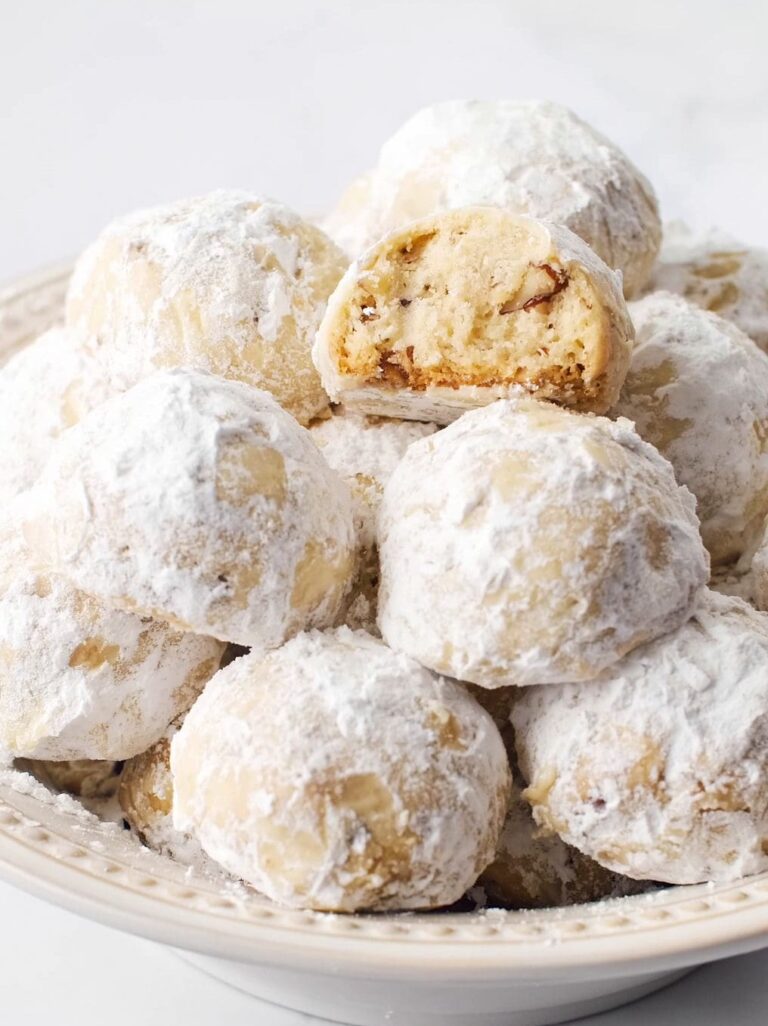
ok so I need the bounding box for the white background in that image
[1,1,767,1023]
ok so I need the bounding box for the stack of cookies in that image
[3,99,768,913]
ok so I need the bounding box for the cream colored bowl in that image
[1,264,768,1026]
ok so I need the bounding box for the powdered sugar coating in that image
[310,410,438,631]
[119,718,221,872]
[22,370,356,647]
[513,590,768,884]
[614,292,768,565]
[378,399,708,687]
[323,101,660,297]
[0,327,111,503]
[0,517,224,761]
[649,222,768,352]
[311,409,438,549]
[171,629,511,911]
[480,777,649,909]
[66,191,348,424]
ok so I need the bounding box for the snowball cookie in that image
[66,191,348,424]
[324,101,660,297]
[314,207,633,424]
[649,223,768,352]
[615,293,768,565]
[513,590,768,884]
[479,779,648,909]
[321,171,375,260]
[15,759,121,799]
[0,520,225,761]
[378,399,708,688]
[310,409,438,630]
[119,718,218,870]
[171,629,511,911]
[22,370,356,647]
[0,327,111,503]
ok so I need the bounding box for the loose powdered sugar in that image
[171,629,511,912]
[119,716,226,874]
[323,101,660,297]
[378,398,709,687]
[513,590,768,885]
[0,755,125,831]
[21,369,356,647]
[14,759,122,801]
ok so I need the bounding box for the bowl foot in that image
[172,949,690,1026]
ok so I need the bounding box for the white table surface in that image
[2,2,768,1023]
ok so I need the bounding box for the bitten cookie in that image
[513,591,768,884]
[171,630,511,912]
[649,223,768,352]
[0,517,224,761]
[614,292,768,565]
[314,207,633,423]
[66,191,348,424]
[324,100,660,297]
[22,370,356,647]
[310,409,437,631]
[378,399,708,687]
[0,327,111,503]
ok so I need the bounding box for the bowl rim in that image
[1,262,768,980]
[3,778,768,979]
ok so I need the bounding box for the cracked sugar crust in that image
[323,100,661,298]
[648,222,768,353]
[512,590,768,885]
[119,717,223,873]
[314,208,633,424]
[0,514,225,761]
[66,191,349,425]
[171,629,511,912]
[21,370,356,647]
[377,398,708,688]
[310,409,438,632]
[614,292,768,566]
[0,327,112,503]
[479,776,650,909]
